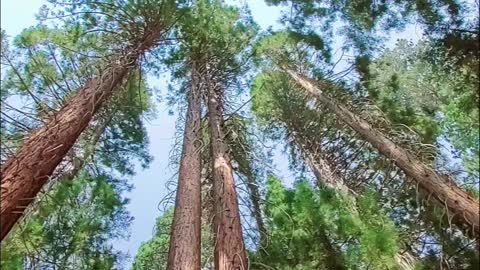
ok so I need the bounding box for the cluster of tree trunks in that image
[2,12,478,270]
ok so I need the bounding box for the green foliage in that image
[131,210,173,270]
[253,30,329,72]
[97,72,154,176]
[366,40,479,176]
[1,174,131,269]
[252,176,401,270]
[265,0,476,54]
[165,0,258,97]
[45,0,181,47]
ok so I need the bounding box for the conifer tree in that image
[253,31,479,239]
[0,0,178,240]
[286,69,480,238]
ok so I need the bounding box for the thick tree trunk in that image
[207,87,248,270]
[167,62,203,270]
[0,30,161,241]
[286,69,480,238]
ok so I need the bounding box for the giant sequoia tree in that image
[286,69,480,237]
[1,59,154,270]
[165,3,205,268]
[251,30,479,268]
[0,0,178,240]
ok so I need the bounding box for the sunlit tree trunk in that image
[207,86,248,270]
[0,29,162,241]
[167,61,203,270]
[286,69,480,239]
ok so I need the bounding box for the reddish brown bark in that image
[0,30,161,241]
[207,87,248,270]
[167,62,203,270]
[287,69,480,238]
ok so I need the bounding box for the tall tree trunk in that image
[167,61,203,270]
[286,69,480,238]
[243,172,267,247]
[7,107,117,246]
[0,29,161,241]
[207,86,248,270]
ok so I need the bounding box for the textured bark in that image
[167,62,203,270]
[0,30,161,241]
[287,69,480,238]
[208,87,248,270]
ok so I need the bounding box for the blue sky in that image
[1,0,426,267]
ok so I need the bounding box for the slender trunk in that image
[286,69,480,238]
[207,87,248,270]
[291,132,352,195]
[64,109,116,180]
[167,62,203,270]
[202,172,215,269]
[244,173,267,246]
[0,30,161,241]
